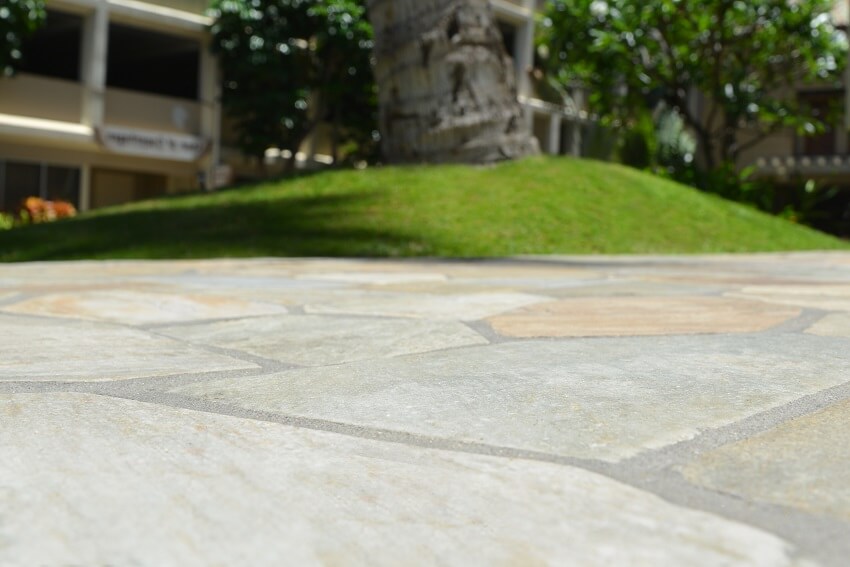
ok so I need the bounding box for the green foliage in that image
[208,0,377,162]
[0,157,844,262]
[0,212,15,231]
[0,0,45,77]
[540,0,849,169]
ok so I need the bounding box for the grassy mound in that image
[0,156,845,261]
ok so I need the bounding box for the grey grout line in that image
[763,307,830,334]
[136,313,287,331]
[0,293,30,308]
[462,319,508,343]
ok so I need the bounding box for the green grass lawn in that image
[0,156,846,261]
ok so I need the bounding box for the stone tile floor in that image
[2,253,850,566]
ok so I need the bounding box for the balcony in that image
[105,88,201,135]
[0,74,83,124]
[129,0,210,17]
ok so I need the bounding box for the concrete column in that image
[512,9,535,99]
[79,164,92,212]
[547,113,562,155]
[199,37,221,189]
[81,1,109,128]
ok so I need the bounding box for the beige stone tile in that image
[681,399,850,522]
[157,315,488,366]
[1,290,287,325]
[0,392,800,566]
[488,297,800,338]
[806,313,850,337]
[168,335,850,462]
[0,315,256,382]
[727,285,850,312]
[304,291,548,321]
[295,271,448,286]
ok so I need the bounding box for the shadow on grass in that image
[0,191,433,262]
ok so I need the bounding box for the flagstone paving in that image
[2,253,850,566]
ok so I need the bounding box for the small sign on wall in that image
[97,126,209,162]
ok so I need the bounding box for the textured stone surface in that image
[1,290,287,325]
[727,286,850,312]
[806,313,850,337]
[0,393,799,567]
[296,271,448,285]
[4,254,850,565]
[0,315,256,382]
[158,315,488,366]
[304,291,547,320]
[487,297,800,338]
[682,399,850,522]
[169,334,850,462]
[543,280,730,298]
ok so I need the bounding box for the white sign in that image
[98,126,208,162]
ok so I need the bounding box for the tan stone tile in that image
[1,290,287,325]
[487,297,800,338]
[681,399,850,522]
[1,392,800,566]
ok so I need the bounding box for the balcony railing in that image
[0,74,83,124]
[753,154,850,177]
[132,0,210,16]
[104,88,201,135]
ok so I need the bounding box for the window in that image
[497,21,517,59]
[17,10,83,81]
[107,23,200,100]
[0,161,80,212]
[798,90,844,156]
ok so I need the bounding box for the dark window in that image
[3,162,40,210]
[107,23,200,100]
[498,21,517,58]
[0,161,80,212]
[798,90,844,156]
[17,10,83,81]
[46,166,81,204]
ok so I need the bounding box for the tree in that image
[366,0,539,163]
[209,0,377,167]
[1,0,45,77]
[540,0,849,171]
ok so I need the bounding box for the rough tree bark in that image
[366,0,539,164]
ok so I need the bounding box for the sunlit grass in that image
[0,156,845,261]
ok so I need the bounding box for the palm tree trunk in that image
[367,0,539,164]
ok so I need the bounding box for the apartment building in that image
[0,0,219,212]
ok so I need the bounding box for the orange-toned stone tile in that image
[487,297,800,338]
[1,290,287,325]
